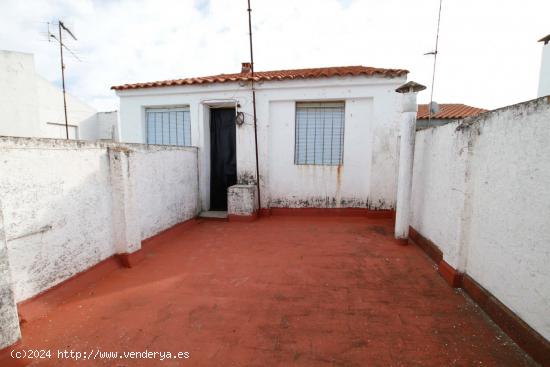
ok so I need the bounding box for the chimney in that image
[393,81,426,240]
[241,62,252,74]
[538,34,550,97]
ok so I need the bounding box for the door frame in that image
[208,106,237,211]
[198,101,239,212]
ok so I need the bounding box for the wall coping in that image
[416,96,550,134]
[0,136,198,153]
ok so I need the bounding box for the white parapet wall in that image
[131,147,199,240]
[410,121,470,267]
[0,137,199,305]
[411,97,550,341]
[0,203,20,349]
[0,138,115,302]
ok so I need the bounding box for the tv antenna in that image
[47,21,80,139]
[424,0,443,123]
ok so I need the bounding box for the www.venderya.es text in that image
[11,349,190,361]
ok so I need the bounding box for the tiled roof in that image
[417,104,487,120]
[111,65,408,90]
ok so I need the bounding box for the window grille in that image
[294,102,345,165]
[146,107,191,146]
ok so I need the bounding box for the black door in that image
[210,108,237,211]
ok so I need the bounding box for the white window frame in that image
[145,107,191,146]
[294,101,345,165]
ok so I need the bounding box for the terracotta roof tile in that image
[417,104,487,120]
[111,65,408,91]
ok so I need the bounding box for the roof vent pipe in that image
[394,81,426,240]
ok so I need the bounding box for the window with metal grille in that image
[294,102,345,165]
[146,107,191,146]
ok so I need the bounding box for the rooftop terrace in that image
[8,215,535,366]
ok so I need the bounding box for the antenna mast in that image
[247,0,262,213]
[426,0,443,123]
[49,20,78,139]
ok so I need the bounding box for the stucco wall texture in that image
[0,203,20,349]
[132,147,199,240]
[0,137,199,304]
[227,184,258,216]
[411,97,550,341]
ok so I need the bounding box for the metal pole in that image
[247,0,262,213]
[428,0,443,123]
[59,21,69,139]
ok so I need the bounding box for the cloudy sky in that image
[1,0,548,111]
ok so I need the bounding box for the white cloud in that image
[0,0,549,111]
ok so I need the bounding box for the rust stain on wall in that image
[336,164,343,207]
[336,165,342,191]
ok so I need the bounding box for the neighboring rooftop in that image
[111,65,409,90]
[417,103,487,120]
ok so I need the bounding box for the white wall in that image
[0,137,199,302]
[36,75,97,139]
[411,97,550,340]
[267,98,376,207]
[0,50,105,141]
[0,203,20,349]
[464,99,550,341]
[411,121,470,268]
[132,147,199,240]
[97,111,119,141]
[0,51,41,137]
[46,122,78,139]
[261,82,401,209]
[0,138,114,301]
[117,75,406,211]
[118,85,250,211]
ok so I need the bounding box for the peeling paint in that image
[228,185,257,216]
[0,137,199,302]
[456,96,549,132]
[269,197,391,210]
[0,205,21,349]
[237,171,256,185]
[411,96,550,341]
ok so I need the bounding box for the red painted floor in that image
[17,216,535,366]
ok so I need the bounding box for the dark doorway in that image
[210,108,237,211]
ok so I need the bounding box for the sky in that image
[0,0,549,112]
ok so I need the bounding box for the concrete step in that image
[199,211,228,221]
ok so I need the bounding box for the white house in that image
[113,63,408,214]
[0,50,117,140]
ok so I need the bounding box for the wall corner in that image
[108,148,141,260]
[0,201,21,350]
